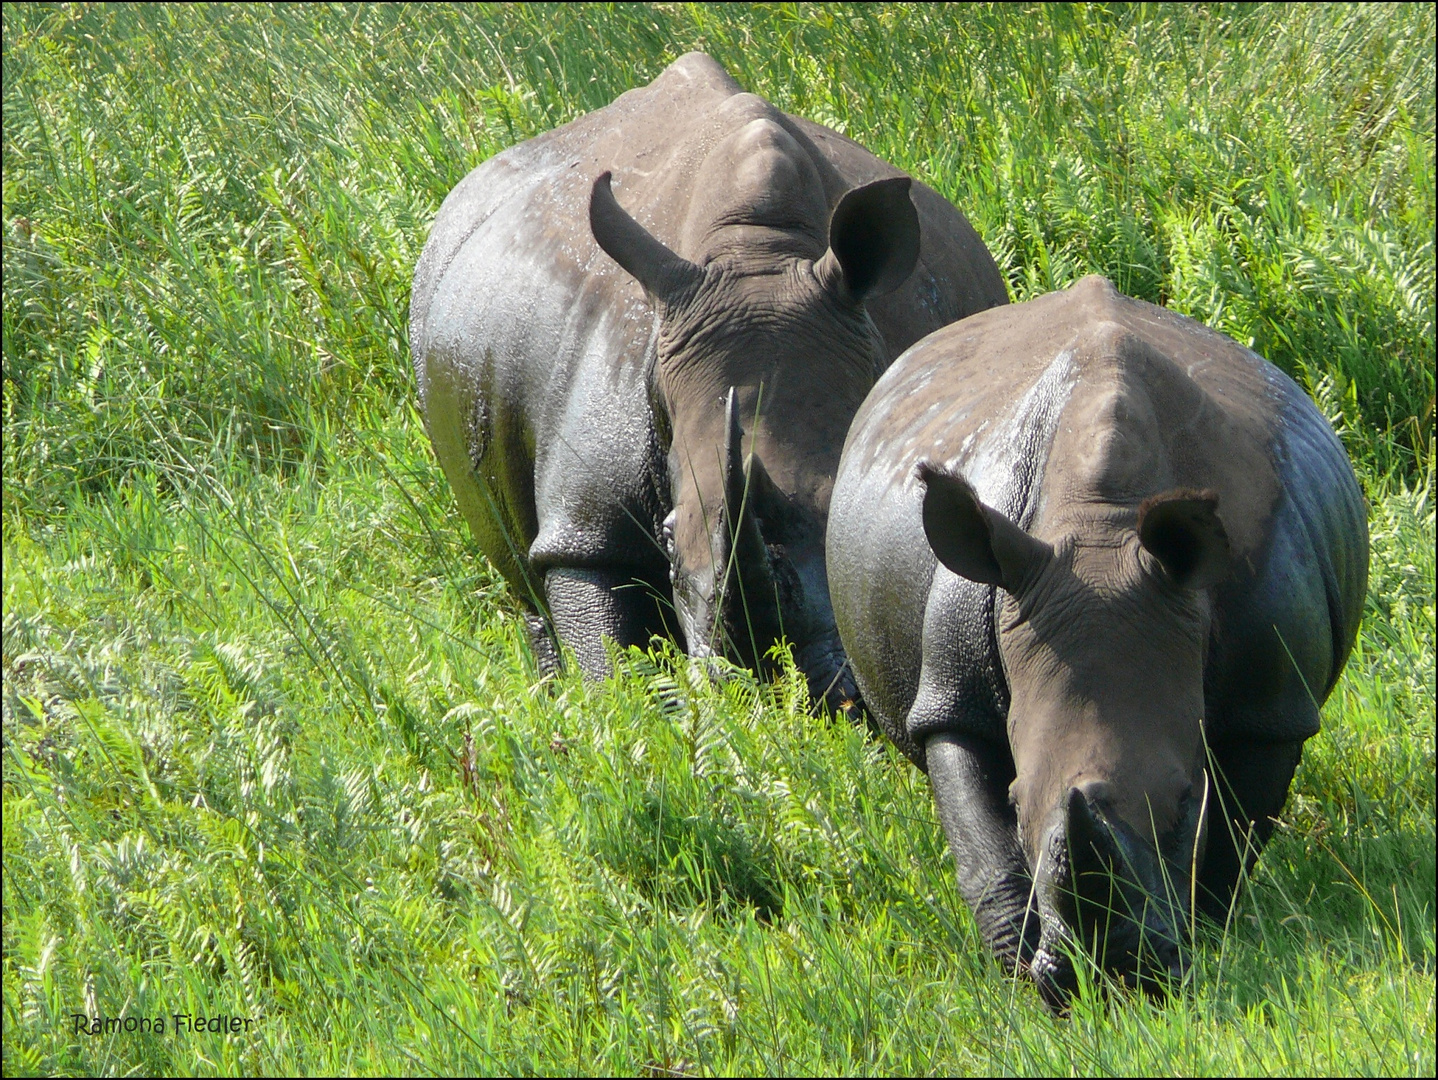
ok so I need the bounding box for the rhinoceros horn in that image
[714,387,783,669]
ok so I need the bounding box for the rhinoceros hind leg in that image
[544,566,671,680]
[1197,740,1304,923]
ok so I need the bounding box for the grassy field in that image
[3,3,1433,1075]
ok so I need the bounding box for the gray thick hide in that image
[828,274,1368,1003]
[410,52,1006,670]
[830,275,1367,769]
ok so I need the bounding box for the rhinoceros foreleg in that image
[544,566,670,680]
[524,612,562,678]
[926,731,1040,973]
[1196,739,1304,922]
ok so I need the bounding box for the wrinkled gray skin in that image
[411,53,1007,707]
[828,276,1368,1009]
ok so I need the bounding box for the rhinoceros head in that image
[920,465,1233,1004]
[590,161,918,712]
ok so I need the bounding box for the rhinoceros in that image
[828,275,1368,1006]
[409,53,1008,707]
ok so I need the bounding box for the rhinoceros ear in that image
[815,176,921,303]
[589,171,704,307]
[918,462,1051,593]
[1137,488,1232,590]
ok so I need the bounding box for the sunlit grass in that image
[3,3,1433,1075]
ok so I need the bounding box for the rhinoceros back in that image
[414,52,1009,612]
[830,279,1368,768]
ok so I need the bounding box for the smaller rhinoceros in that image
[410,53,1007,707]
[827,275,1368,1007]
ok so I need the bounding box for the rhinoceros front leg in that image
[1196,739,1304,922]
[926,731,1040,972]
[543,566,669,680]
[523,612,562,677]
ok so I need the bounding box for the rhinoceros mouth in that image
[1030,932,1186,1014]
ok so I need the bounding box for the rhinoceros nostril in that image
[1071,779,1113,805]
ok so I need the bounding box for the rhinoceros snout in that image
[1030,784,1190,1010]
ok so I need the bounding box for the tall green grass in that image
[4,3,1434,1075]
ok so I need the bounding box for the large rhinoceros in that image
[828,275,1368,1007]
[410,53,1007,706]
